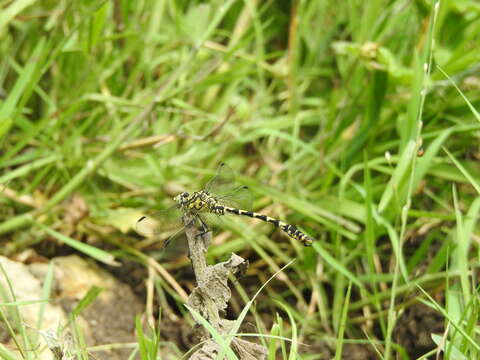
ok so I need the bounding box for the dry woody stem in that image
[183,213,267,360]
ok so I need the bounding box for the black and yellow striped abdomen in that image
[214,205,313,246]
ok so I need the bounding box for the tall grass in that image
[1,0,479,358]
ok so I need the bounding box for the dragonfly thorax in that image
[174,190,218,212]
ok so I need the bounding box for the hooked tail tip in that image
[303,237,314,247]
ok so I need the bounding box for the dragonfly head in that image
[174,192,190,206]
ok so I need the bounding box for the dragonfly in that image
[136,163,314,247]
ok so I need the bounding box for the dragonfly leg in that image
[162,238,171,249]
[195,215,211,238]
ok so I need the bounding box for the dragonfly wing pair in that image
[136,163,314,248]
[136,163,250,247]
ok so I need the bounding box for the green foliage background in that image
[1,0,479,359]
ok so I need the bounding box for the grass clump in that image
[1,0,480,359]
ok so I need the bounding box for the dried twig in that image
[183,213,267,360]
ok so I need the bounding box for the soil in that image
[394,302,444,359]
[104,258,446,359]
[9,236,446,359]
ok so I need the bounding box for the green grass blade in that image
[436,66,480,122]
[313,242,362,288]
[0,344,20,360]
[378,140,416,213]
[185,305,238,360]
[334,281,352,360]
[39,224,118,266]
[70,286,103,319]
[452,185,471,305]
[443,147,480,195]
[273,301,297,360]
[0,38,47,138]
[417,286,480,352]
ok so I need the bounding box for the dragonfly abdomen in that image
[221,206,313,246]
[280,223,314,246]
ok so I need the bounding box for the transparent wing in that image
[204,163,237,196]
[216,185,252,211]
[200,212,225,233]
[136,205,183,235]
[135,205,186,248]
